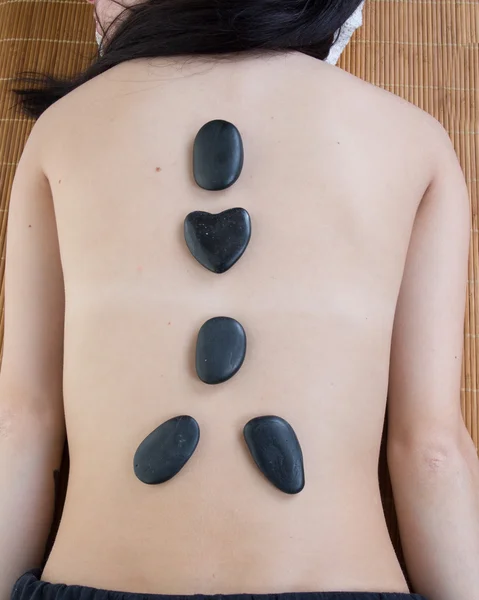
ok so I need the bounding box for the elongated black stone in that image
[196,316,246,384]
[243,416,305,494]
[134,415,200,484]
[184,208,251,274]
[193,120,244,190]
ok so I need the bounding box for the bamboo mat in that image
[0,0,478,581]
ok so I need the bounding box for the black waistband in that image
[11,569,429,600]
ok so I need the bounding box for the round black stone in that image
[243,415,305,494]
[196,316,246,384]
[193,120,244,190]
[184,208,251,274]
[134,415,200,485]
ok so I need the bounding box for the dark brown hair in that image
[10,0,363,120]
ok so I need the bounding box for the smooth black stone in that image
[134,415,200,485]
[184,208,251,274]
[193,120,244,190]
[243,416,305,494]
[196,316,246,384]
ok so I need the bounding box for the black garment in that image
[12,569,428,600]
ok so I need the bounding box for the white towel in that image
[95,3,366,62]
[95,29,104,54]
[325,1,365,65]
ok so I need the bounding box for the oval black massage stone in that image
[193,120,244,190]
[184,208,251,274]
[196,316,246,384]
[134,415,200,484]
[243,416,305,494]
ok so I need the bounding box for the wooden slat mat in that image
[0,0,478,581]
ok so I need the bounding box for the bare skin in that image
[33,51,445,595]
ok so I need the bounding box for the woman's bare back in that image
[39,52,436,595]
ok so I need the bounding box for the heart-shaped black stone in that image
[184,208,251,274]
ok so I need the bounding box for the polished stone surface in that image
[243,415,305,494]
[134,415,200,484]
[196,316,246,384]
[193,120,244,190]
[184,208,251,273]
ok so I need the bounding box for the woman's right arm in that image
[387,118,479,600]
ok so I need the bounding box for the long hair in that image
[10,0,364,120]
